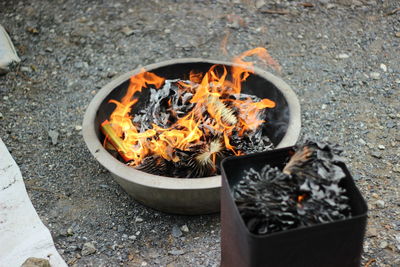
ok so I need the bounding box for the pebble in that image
[107,71,117,78]
[75,125,82,131]
[121,26,135,36]
[255,0,266,9]
[20,66,32,73]
[379,241,388,249]
[395,234,400,250]
[336,53,350,59]
[164,29,171,34]
[135,217,144,223]
[172,225,182,237]
[168,249,185,255]
[378,145,385,150]
[74,62,88,69]
[358,138,366,145]
[371,151,382,159]
[395,32,400,38]
[21,257,51,267]
[375,200,385,209]
[380,63,387,72]
[66,227,74,236]
[370,72,380,80]
[81,242,96,256]
[366,227,378,237]
[393,165,400,173]
[128,235,136,240]
[0,112,3,119]
[181,224,189,233]
[141,261,148,266]
[48,130,59,145]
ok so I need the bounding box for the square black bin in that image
[220,146,368,267]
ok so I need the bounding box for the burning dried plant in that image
[101,48,278,178]
[233,140,351,235]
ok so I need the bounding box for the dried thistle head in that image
[283,145,315,175]
[207,95,237,126]
[134,155,168,175]
[187,139,226,177]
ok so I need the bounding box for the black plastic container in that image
[220,147,368,267]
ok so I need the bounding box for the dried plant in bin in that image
[232,140,351,235]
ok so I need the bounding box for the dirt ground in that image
[1,0,399,266]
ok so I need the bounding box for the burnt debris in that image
[108,79,274,178]
[232,140,351,235]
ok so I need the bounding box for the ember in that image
[101,48,278,177]
[233,140,352,235]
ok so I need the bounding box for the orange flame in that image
[102,48,277,168]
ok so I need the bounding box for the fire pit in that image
[83,58,301,214]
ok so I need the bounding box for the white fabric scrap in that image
[0,138,67,267]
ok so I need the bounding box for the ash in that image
[233,140,351,235]
[131,79,274,178]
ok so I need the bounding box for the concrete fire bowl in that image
[83,58,301,215]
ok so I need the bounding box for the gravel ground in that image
[1,0,399,266]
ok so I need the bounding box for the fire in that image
[101,48,277,175]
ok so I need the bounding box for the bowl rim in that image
[82,58,301,190]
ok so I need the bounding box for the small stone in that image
[358,138,366,145]
[75,125,82,131]
[228,21,240,30]
[379,241,388,249]
[172,225,182,238]
[164,29,171,34]
[371,193,379,199]
[129,235,136,240]
[321,104,327,110]
[121,26,135,36]
[81,242,96,256]
[336,53,350,59]
[48,130,59,145]
[371,151,382,159]
[380,63,387,72]
[395,32,400,38]
[393,165,400,173]
[135,217,144,223]
[20,66,32,73]
[370,72,380,80]
[67,227,74,236]
[180,224,189,233]
[255,0,266,9]
[395,234,400,250]
[378,145,385,150]
[0,112,3,119]
[21,257,51,267]
[168,249,185,255]
[141,261,148,266]
[45,47,53,52]
[327,3,335,9]
[366,227,378,237]
[375,200,385,209]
